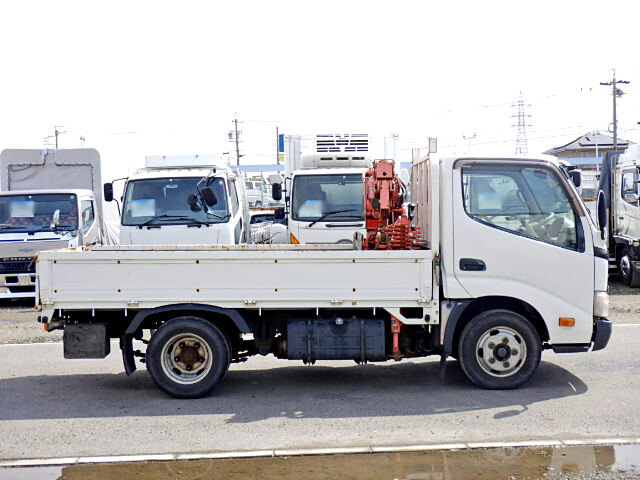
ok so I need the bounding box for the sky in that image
[1,0,639,181]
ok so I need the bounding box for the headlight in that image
[594,291,609,318]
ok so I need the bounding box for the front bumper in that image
[591,317,612,351]
[0,273,36,299]
[551,317,612,353]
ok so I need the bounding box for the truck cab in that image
[0,148,106,300]
[281,134,372,245]
[602,145,640,285]
[110,156,249,245]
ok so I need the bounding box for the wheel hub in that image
[476,327,527,377]
[161,333,213,385]
[621,255,631,278]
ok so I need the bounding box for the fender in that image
[121,303,251,375]
[441,300,472,356]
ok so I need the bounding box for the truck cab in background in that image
[105,155,249,245]
[598,145,640,285]
[280,134,373,245]
[0,148,107,300]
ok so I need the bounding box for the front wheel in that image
[458,309,541,389]
[619,247,640,287]
[146,317,231,398]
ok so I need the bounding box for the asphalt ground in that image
[0,276,638,461]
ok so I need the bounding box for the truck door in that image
[80,199,99,245]
[452,161,594,344]
[617,168,640,238]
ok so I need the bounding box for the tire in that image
[146,316,231,399]
[458,309,541,390]
[618,247,640,287]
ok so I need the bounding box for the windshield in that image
[292,174,364,222]
[122,177,229,226]
[0,193,78,233]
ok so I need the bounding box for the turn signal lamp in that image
[559,317,575,327]
[290,233,300,244]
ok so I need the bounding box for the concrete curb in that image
[1,437,639,468]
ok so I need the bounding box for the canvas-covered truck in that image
[0,148,109,300]
[36,153,611,398]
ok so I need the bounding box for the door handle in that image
[459,258,486,271]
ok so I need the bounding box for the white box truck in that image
[0,148,108,300]
[275,134,374,245]
[36,153,611,398]
[104,155,250,245]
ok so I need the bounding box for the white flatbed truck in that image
[36,154,611,398]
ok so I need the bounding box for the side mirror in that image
[624,192,639,204]
[104,183,114,202]
[568,170,582,188]
[201,187,218,207]
[272,183,282,201]
[596,190,607,239]
[274,207,285,220]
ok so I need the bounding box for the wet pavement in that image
[1,444,639,480]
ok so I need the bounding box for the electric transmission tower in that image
[512,92,532,155]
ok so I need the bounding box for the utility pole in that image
[228,116,243,166]
[44,125,67,149]
[512,92,531,155]
[462,133,476,154]
[600,70,630,150]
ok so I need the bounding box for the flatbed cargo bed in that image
[37,245,435,316]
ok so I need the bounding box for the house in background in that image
[543,132,634,201]
[543,132,633,172]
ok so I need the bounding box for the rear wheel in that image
[619,246,640,287]
[458,309,541,389]
[146,316,231,398]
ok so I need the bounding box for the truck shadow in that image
[0,359,586,423]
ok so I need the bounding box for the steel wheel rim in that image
[160,333,213,385]
[475,326,527,378]
[621,254,632,279]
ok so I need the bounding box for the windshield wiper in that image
[307,209,361,227]
[138,215,209,229]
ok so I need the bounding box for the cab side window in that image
[228,179,239,216]
[81,200,95,234]
[622,170,638,204]
[462,166,580,250]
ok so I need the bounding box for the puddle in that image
[1,444,639,480]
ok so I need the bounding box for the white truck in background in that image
[104,155,250,245]
[37,153,610,398]
[274,134,375,245]
[0,148,108,300]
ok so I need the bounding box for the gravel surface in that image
[0,276,638,345]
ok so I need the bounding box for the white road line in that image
[2,438,640,468]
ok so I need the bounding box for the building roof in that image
[543,132,632,155]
